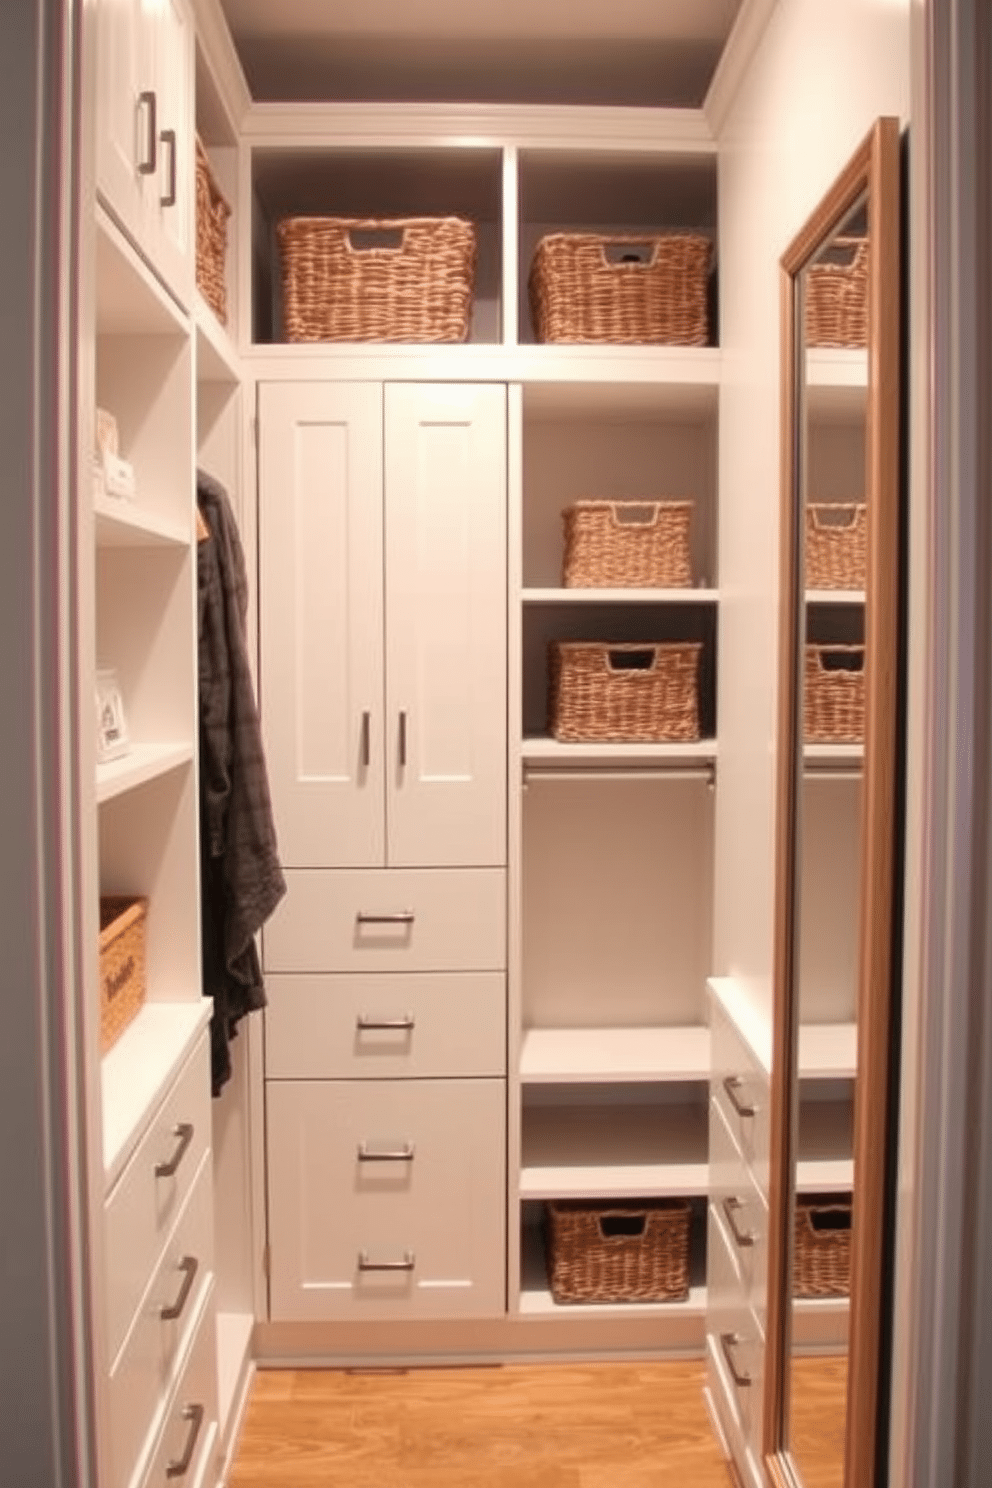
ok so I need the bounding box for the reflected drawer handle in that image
[137,90,157,174]
[166,1403,205,1479]
[357,1141,415,1162]
[722,1196,757,1249]
[723,1075,758,1119]
[155,1122,195,1178]
[358,1250,416,1272]
[356,910,415,925]
[356,1013,415,1031]
[159,127,177,207]
[159,1255,199,1321]
[720,1331,752,1388]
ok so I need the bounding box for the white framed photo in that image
[95,668,130,763]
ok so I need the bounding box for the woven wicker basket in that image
[805,504,867,591]
[195,137,231,325]
[562,501,693,589]
[805,237,868,348]
[276,216,476,343]
[529,232,710,345]
[99,896,148,1054]
[794,1198,852,1299]
[804,645,866,743]
[546,1199,692,1304]
[550,640,701,743]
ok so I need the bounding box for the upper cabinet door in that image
[384,384,507,868]
[95,0,149,248]
[259,382,386,869]
[147,0,194,303]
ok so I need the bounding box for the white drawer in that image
[705,1301,764,1453]
[138,1281,218,1488]
[709,1096,769,1324]
[711,997,770,1197]
[266,1077,506,1322]
[705,1362,764,1488]
[264,972,506,1079]
[105,1036,211,1365]
[263,868,506,973]
[109,1152,214,1488]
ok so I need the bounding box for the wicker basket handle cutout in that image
[601,240,660,270]
[598,1211,648,1240]
[809,504,862,530]
[816,235,867,268]
[803,1206,852,1237]
[344,224,408,255]
[608,501,666,528]
[815,646,865,676]
[605,647,658,674]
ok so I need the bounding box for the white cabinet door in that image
[147,0,194,303]
[259,383,386,868]
[96,0,150,249]
[384,384,507,868]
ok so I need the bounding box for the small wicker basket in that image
[546,1198,692,1304]
[562,501,693,589]
[805,504,867,591]
[550,640,702,743]
[99,896,148,1054]
[804,237,868,348]
[195,137,231,325]
[793,1198,852,1299]
[529,232,711,345]
[276,215,477,343]
[804,645,865,743]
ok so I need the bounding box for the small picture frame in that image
[96,668,130,763]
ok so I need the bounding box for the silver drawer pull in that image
[357,1141,415,1162]
[361,710,371,768]
[720,1331,752,1388]
[358,1250,415,1272]
[356,910,415,925]
[723,1075,758,1119]
[166,1403,205,1479]
[137,90,157,174]
[356,1014,415,1031]
[399,709,408,767]
[159,127,177,207]
[155,1122,195,1178]
[159,1255,199,1321]
[722,1196,757,1249]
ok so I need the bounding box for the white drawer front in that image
[705,1363,764,1488]
[711,999,770,1197]
[267,1078,506,1321]
[705,1301,764,1452]
[264,972,506,1079]
[109,1152,214,1488]
[139,1282,218,1488]
[105,1036,211,1365]
[709,1097,769,1324]
[263,868,506,973]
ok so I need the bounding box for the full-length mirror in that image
[765,118,902,1488]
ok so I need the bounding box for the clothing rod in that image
[523,765,716,784]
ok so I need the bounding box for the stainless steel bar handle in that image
[722,1196,757,1249]
[357,1142,415,1162]
[165,1403,205,1479]
[356,1014,416,1031]
[159,1255,199,1321]
[358,1251,415,1272]
[137,91,157,174]
[361,710,371,768]
[155,1122,195,1178]
[720,1332,752,1388]
[398,710,407,767]
[159,127,177,206]
[356,910,415,925]
[723,1075,758,1119]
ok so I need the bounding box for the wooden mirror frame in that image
[764,116,902,1488]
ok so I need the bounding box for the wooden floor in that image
[789,1354,848,1488]
[227,1361,736,1488]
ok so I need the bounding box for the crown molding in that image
[703,0,778,137]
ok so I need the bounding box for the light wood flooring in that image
[226,1361,736,1488]
[789,1354,848,1488]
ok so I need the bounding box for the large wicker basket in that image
[794,1198,852,1299]
[546,1198,692,1304]
[276,216,477,343]
[99,896,148,1054]
[804,645,866,743]
[805,503,867,591]
[550,640,701,743]
[530,232,711,345]
[804,237,868,348]
[195,137,231,325]
[562,500,693,589]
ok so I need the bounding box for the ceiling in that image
[217,0,746,109]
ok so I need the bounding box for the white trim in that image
[191,0,253,132]
[702,0,779,137]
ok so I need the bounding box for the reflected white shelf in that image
[520,1101,709,1199]
[803,742,863,770]
[806,589,865,605]
[520,1025,710,1084]
[523,737,718,769]
[195,296,240,384]
[805,349,868,420]
[795,1159,854,1192]
[799,1023,857,1079]
[797,1095,854,1194]
[523,587,718,605]
[96,742,194,804]
[94,495,190,549]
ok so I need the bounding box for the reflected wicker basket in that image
[195,137,231,325]
[562,500,693,589]
[530,232,711,345]
[99,896,148,1054]
[550,640,702,743]
[804,237,868,348]
[805,504,867,590]
[804,645,865,743]
[794,1198,852,1298]
[546,1199,692,1304]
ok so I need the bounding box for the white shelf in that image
[805,349,868,420]
[796,1158,854,1193]
[798,1023,857,1079]
[520,1025,710,1084]
[519,1278,707,1318]
[523,587,719,605]
[803,742,863,769]
[94,496,190,549]
[195,297,241,384]
[520,360,720,416]
[806,589,865,605]
[523,737,718,769]
[95,205,188,337]
[520,1101,709,1199]
[102,1000,213,1191]
[96,743,195,804]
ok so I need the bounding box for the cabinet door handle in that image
[361,710,371,768]
[159,127,177,206]
[722,1196,757,1249]
[723,1075,758,1119]
[137,90,157,174]
[357,1141,415,1162]
[358,1250,415,1272]
[165,1403,205,1479]
[159,1255,199,1321]
[356,910,415,925]
[719,1331,752,1388]
[356,1013,415,1031]
[155,1122,195,1178]
[398,710,408,767]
